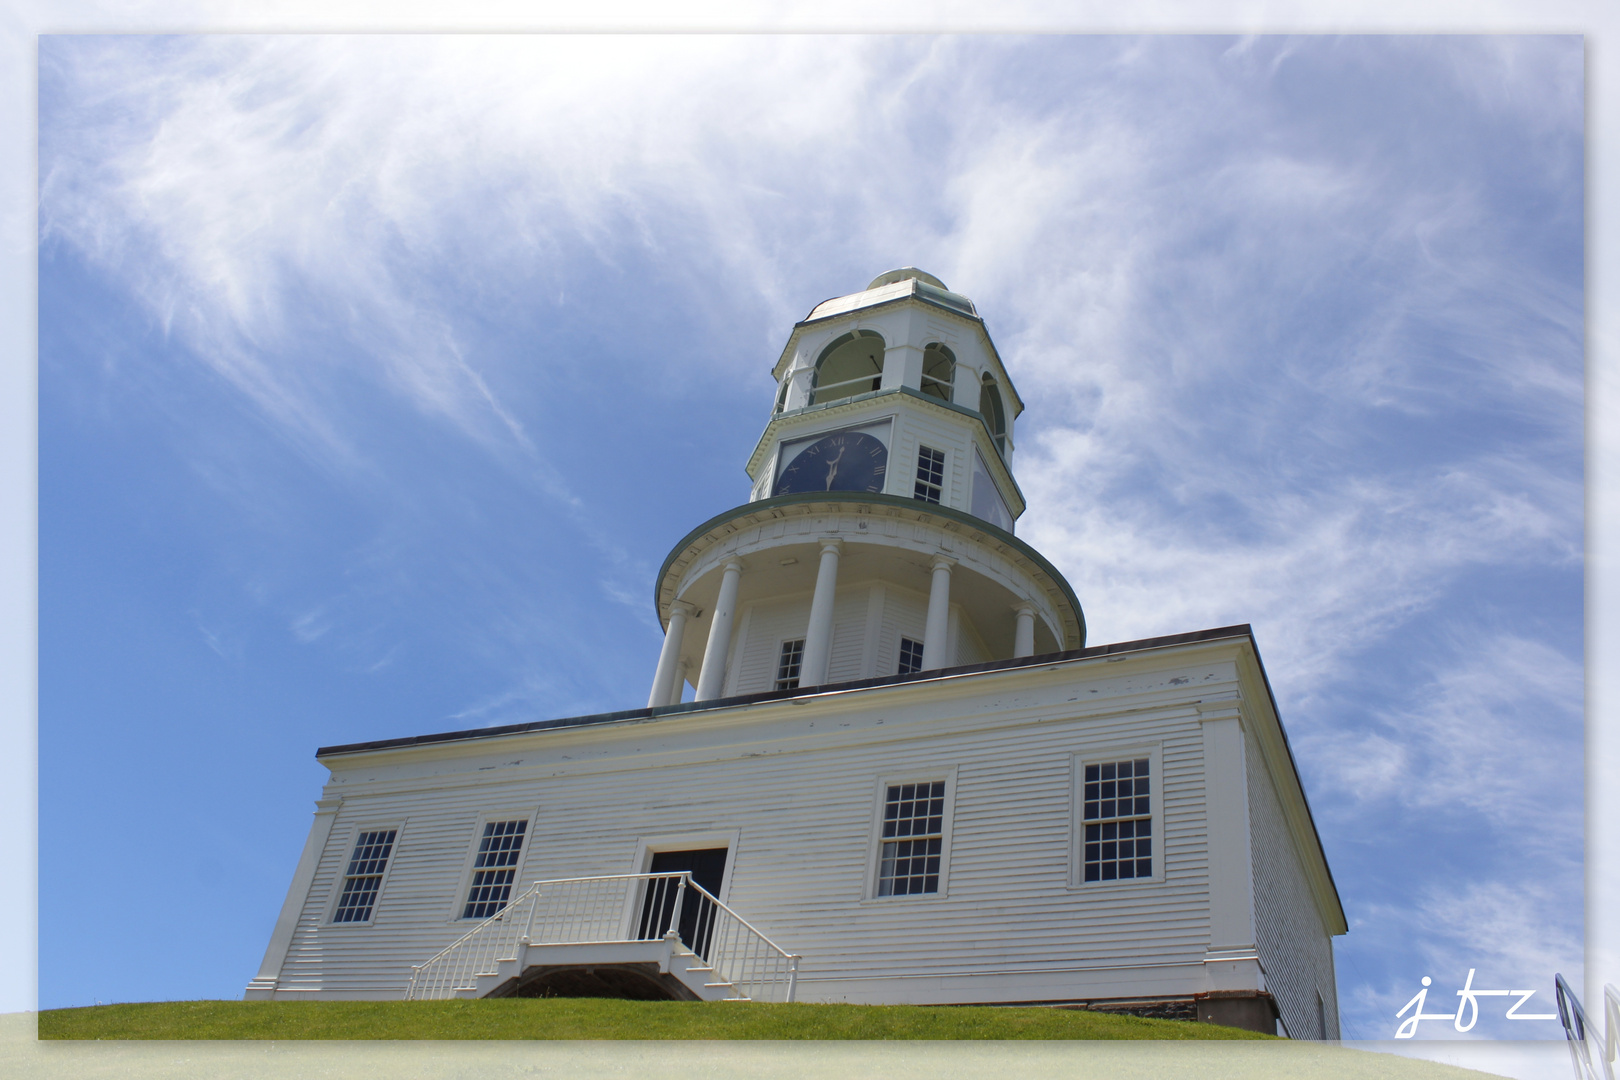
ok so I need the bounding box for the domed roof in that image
[804,268,978,323]
[865,267,949,291]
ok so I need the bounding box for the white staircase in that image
[458,935,746,1001]
[407,872,799,1003]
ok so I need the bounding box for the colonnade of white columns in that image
[647,546,1046,706]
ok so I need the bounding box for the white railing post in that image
[668,872,688,945]
[787,955,800,1003]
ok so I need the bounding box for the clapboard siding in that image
[729,584,987,694]
[1249,745,1339,1037]
[268,643,1334,1009]
[280,702,1213,994]
[950,607,989,667]
[730,595,813,695]
[878,586,927,676]
[888,403,979,515]
[825,591,873,684]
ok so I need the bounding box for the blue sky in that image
[27,33,1591,1041]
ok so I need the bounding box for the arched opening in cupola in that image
[979,373,1007,454]
[811,330,885,406]
[921,343,955,403]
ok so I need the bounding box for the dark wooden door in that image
[638,848,727,957]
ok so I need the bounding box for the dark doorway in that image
[638,847,727,957]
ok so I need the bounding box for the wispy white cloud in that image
[1019,440,1579,693]
[42,43,1581,663]
[42,28,1581,746]
[1307,632,1583,832]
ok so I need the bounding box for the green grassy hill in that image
[39,999,1269,1041]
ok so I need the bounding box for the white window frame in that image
[775,637,806,690]
[326,820,406,927]
[862,767,959,901]
[913,444,946,504]
[447,807,539,923]
[1070,745,1165,888]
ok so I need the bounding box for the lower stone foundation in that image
[1068,997,1198,1022]
[1194,989,1282,1034]
[1040,989,1280,1034]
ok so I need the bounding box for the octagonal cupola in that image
[750,269,1026,534]
[646,271,1082,710]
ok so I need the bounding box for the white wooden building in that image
[245,269,1346,1036]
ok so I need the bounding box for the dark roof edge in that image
[1236,629,1347,928]
[316,624,1252,759]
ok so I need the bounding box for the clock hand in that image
[824,447,845,490]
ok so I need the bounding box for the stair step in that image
[684,966,715,973]
[704,982,736,988]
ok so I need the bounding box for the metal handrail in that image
[1555,974,1619,1080]
[406,872,800,1003]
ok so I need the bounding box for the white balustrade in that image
[406,872,799,1004]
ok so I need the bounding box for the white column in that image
[879,343,923,391]
[919,555,955,671]
[647,601,694,708]
[1198,696,1260,980]
[665,659,690,707]
[694,559,744,702]
[799,539,843,687]
[1013,603,1036,658]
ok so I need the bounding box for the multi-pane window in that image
[1082,758,1152,882]
[914,446,944,503]
[877,781,945,896]
[462,820,528,919]
[775,639,805,690]
[898,636,924,675]
[332,829,396,923]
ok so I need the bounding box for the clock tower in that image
[250,267,1343,1036]
[647,269,1087,706]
